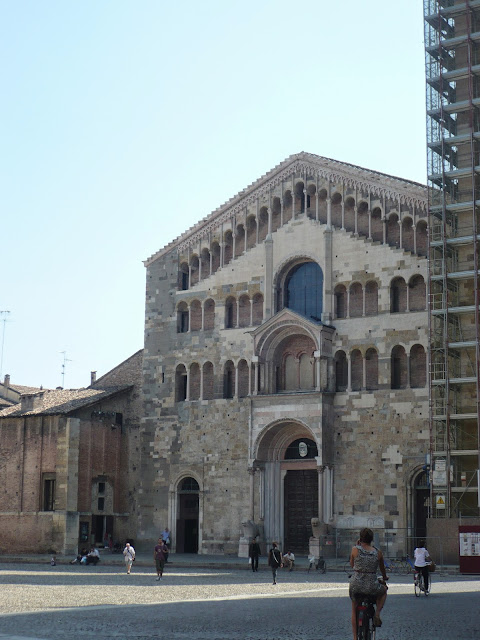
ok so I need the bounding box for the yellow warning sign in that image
[436,495,446,509]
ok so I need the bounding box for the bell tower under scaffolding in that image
[424,0,480,520]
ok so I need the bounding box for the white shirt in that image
[414,547,429,567]
[283,552,295,561]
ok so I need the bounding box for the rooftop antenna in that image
[0,310,11,379]
[60,351,72,388]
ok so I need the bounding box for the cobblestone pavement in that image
[0,564,478,640]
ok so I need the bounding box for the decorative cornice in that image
[144,152,427,266]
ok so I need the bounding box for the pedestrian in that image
[86,545,100,565]
[282,550,295,571]
[123,542,135,574]
[268,541,282,585]
[161,527,171,562]
[248,537,261,572]
[154,537,168,581]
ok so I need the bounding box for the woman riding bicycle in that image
[349,527,388,640]
[414,539,431,592]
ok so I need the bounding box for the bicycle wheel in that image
[356,610,368,640]
[386,559,397,574]
[425,573,431,596]
[414,574,421,597]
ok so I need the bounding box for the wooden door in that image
[284,469,318,553]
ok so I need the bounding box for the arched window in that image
[223,361,235,398]
[224,231,233,265]
[238,294,251,327]
[416,220,428,256]
[211,242,220,274]
[331,192,342,228]
[351,349,363,391]
[335,350,348,391]
[349,283,363,318]
[284,262,323,322]
[391,345,407,389]
[200,248,210,279]
[357,201,369,237]
[409,275,426,311]
[204,299,215,330]
[175,364,187,402]
[365,281,378,316]
[235,224,245,257]
[252,293,263,325]
[189,363,200,400]
[258,206,269,243]
[177,302,189,333]
[190,255,199,286]
[402,217,415,252]
[410,344,426,388]
[202,362,214,400]
[386,213,400,247]
[190,300,202,331]
[272,197,281,231]
[273,334,316,392]
[179,262,189,290]
[247,216,257,249]
[390,277,407,313]
[237,359,249,398]
[225,297,237,329]
[371,207,382,242]
[365,348,378,390]
[334,285,347,319]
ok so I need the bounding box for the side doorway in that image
[176,477,199,553]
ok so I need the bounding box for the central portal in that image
[284,469,318,553]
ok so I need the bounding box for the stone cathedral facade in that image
[139,152,430,557]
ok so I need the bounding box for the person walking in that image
[248,537,261,572]
[160,527,171,562]
[154,537,168,581]
[268,541,282,585]
[123,542,135,574]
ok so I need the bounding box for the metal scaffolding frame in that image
[424,0,480,519]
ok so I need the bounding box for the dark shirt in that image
[154,543,168,561]
[268,548,282,567]
[249,542,261,557]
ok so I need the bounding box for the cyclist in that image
[414,539,431,592]
[349,527,388,640]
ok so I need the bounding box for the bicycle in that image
[354,578,387,640]
[414,566,431,597]
[307,555,326,573]
[399,555,415,575]
[383,558,398,574]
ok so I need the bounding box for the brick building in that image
[139,152,430,557]
[0,350,143,555]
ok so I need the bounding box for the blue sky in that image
[0,0,427,389]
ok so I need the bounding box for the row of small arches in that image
[335,344,426,391]
[174,343,426,401]
[178,190,427,290]
[176,294,264,332]
[334,274,426,318]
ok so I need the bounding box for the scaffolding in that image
[424,0,480,519]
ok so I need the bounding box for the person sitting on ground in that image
[282,550,295,571]
[349,527,388,640]
[414,539,431,592]
[86,546,100,565]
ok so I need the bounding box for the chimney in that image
[21,391,45,412]
[3,374,10,388]
[91,371,97,385]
